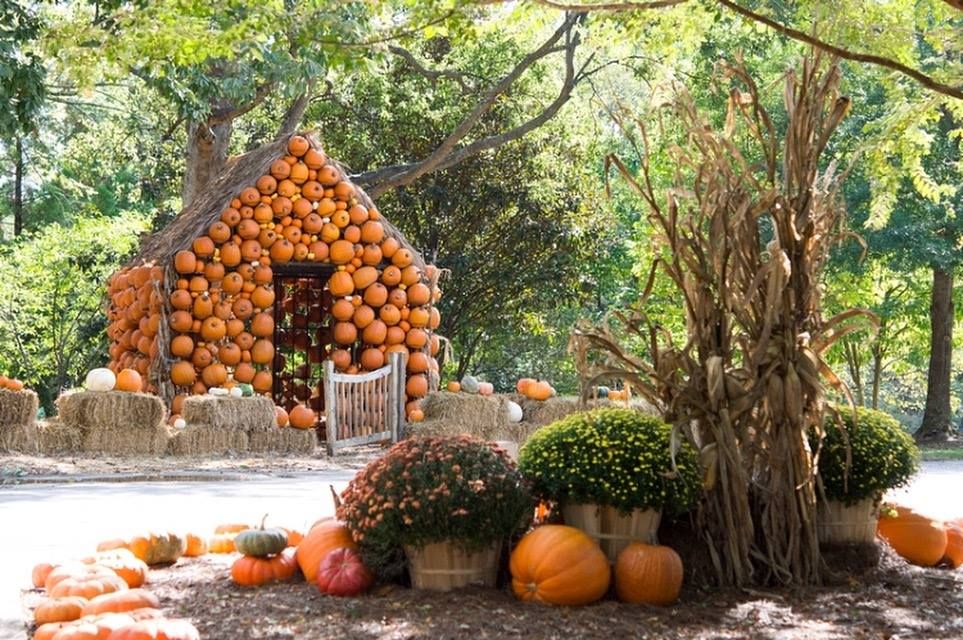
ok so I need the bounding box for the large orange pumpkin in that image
[877,505,948,567]
[614,543,683,606]
[231,550,298,587]
[295,520,356,583]
[34,596,88,624]
[288,405,316,430]
[509,525,610,606]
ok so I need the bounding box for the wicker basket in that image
[562,503,660,563]
[817,499,878,545]
[404,541,500,591]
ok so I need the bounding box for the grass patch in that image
[919,447,963,462]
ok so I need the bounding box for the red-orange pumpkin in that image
[295,520,357,583]
[316,547,373,597]
[288,405,316,429]
[103,618,200,640]
[231,549,298,587]
[943,519,963,569]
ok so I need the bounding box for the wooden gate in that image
[324,351,406,455]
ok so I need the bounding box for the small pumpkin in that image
[525,380,553,401]
[446,381,461,393]
[231,549,298,587]
[505,400,523,423]
[295,519,356,583]
[85,369,116,392]
[34,596,89,624]
[614,543,683,606]
[316,547,374,597]
[877,505,948,567]
[33,562,56,588]
[82,589,160,617]
[460,375,480,394]
[234,516,289,558]
[103,618,200,640]
[208,534,237,554]
[50,574,128,599]
[82,551,149,588]
[288,404,316,429]
[509,525,610,606]
[183,533,208,557]
[115,369,142,393]
[99,532,186,566]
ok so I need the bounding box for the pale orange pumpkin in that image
[295,519,356,583]
[115,369,142,393]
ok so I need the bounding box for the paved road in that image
[0,461,958,639]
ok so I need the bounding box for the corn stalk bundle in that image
[570,56,876,586]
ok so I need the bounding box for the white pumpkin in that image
[229,386,243,398]
[505,400,523,423]
[461,375,480,394]
[173,417,186,430]
[209,387,229,397]
[85,368,116,392]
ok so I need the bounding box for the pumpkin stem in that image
[260,513,268,530]
[329,484,342,510]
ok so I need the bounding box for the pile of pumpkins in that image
[515,378,556,401]
[106,134,441,422]
[29,537,199,639]
[0,374,26,391]
[876,504,963,569]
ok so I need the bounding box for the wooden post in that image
[387,352,400,442]
[324,360,337,455]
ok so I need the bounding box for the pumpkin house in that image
[104,134,442,430]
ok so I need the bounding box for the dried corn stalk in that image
[571,56,877,586]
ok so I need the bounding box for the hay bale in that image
[248,428,316,454]
[168,424,249,456]
[518,396,659,427]
[417,391,503,440]
[492,421,544,447]
[56,390,165,433]
[37,419,83,453]
[182,395,275,432]
[0,388,39,453]
[0,388,38,425]
[55,390,169,454]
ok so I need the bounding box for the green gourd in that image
[234,516,288,558]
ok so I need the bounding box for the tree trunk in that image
[843,341,864,406]
[13,136,24,236]
[870,341,883,411]
[915,266,955,443]
[182,119,233,208]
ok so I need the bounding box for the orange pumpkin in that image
[329,271,354,296]
[34,597,89,624]
[82,551,149,588]
[614,543,683,606]
[525,380,554,401]
[288,405,316,429]
[169,361,196,387]
[33,562,56,588]
[101,618,200,640]
[943,520,963,569]
[208,534,237,554]
[509,525,610,606]
[183,533,208,557]
[231,550,298,587]
[81,589,160,617]
[295,520,356,583]
[115,369,142,393]
[877,505,948,567]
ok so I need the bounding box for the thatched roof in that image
[129,132,423,269]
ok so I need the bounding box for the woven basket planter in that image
[404,541,500,591]
[817,498,878,545]
[563,503,661,564]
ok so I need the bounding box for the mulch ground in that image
[26,547,955,640]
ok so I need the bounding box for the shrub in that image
[813,405,919,505]
[518,407,700,515]
[337,435,532,577]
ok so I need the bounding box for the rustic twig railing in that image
[324,351,405,455]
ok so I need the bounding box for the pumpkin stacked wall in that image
[104,134,442,426]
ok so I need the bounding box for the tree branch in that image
[275,84,316,140]
[356,13,586,196]
[531,0,687,9]
[209,81,275,124]
[717,0,963,100]
[387,45,476,92]
[942,0,963,10]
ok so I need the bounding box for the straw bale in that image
[418,391,504,440]
[248,428,316,454]
[56,391,166,433]
[83,421,171,455]
[0,388,38,426]
[518,396,659,427]
[168,424,249,456]
[37,419,84,453]
[182,395,275,432]
[0,421,39,452]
